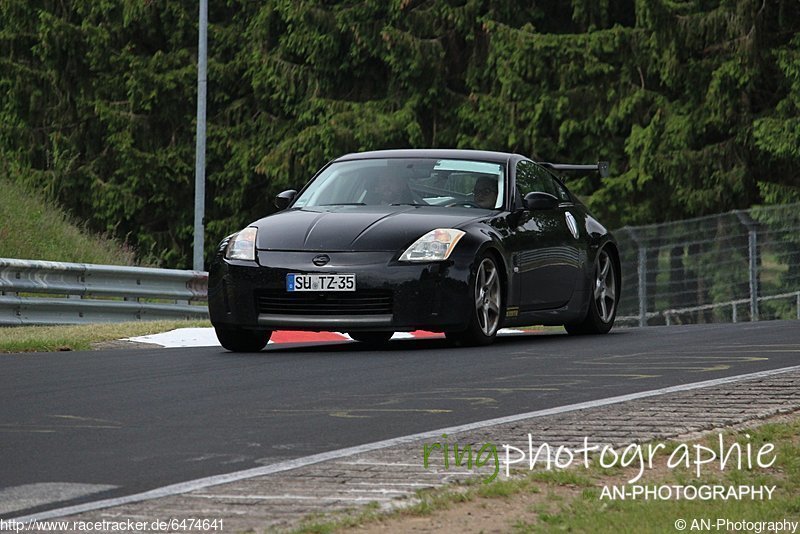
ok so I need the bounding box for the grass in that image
[0,179,199,353]
[290,414,800,533]
[0,320,211,353]
[0,177,139,265]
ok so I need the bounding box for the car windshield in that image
[292,158,505,209]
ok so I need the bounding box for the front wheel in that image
[446,255,504,346]
[565,246,619,335]
[215,326,272,352]
[348,331,393,345]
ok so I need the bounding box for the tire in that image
[348,331,393,344]
[565,246,619,335]
[446,254,504,346]
[215,326,272,352]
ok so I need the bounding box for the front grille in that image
[256,289,393,316]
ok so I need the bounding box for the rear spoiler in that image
[539,161,609,178]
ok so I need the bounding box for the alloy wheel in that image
[475,258,501,336]
[594,249,617,323]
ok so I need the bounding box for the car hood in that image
[254,206,488,252]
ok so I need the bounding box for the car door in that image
[511,160,582,311]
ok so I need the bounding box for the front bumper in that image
[208,250,473,332]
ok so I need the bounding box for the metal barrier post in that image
[748,229,759,321]
[735,211,759,322]
[638,246,647,327]
[623,227,648,328]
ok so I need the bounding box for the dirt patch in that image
[352,486,576,533]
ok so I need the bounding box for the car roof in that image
[334,149,522,165]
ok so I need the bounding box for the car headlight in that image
[225,227,257,261]
[399,229,465,262]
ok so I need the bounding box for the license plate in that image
[287,273,356,292]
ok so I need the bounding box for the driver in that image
[373,174,408,204]
[472,177,498,208]
[370,172,423,205]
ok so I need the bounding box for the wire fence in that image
[614,203,800,326]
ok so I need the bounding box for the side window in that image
[515,161,571,203]
[549,174,571,202]
[515,160,537,198]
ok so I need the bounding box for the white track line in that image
[11,364,800,524]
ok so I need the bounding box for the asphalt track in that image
[1,321,799,519]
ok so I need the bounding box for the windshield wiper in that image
[390,202,427,206]
[320,202,366,206]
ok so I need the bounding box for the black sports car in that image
[208,149,619,351]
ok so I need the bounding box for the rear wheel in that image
[565,246,618,335]
[348,331,393,344]
[446,255,504,346]
[215,326,272,352]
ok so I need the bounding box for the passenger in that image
[472,177,498,208]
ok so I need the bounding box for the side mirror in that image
[524,191,559,210]
[274,189,297,210]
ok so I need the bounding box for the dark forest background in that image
[1,0,798,268]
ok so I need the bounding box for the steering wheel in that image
[445,201,480,208]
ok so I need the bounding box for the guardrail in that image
[0,258,208,325]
